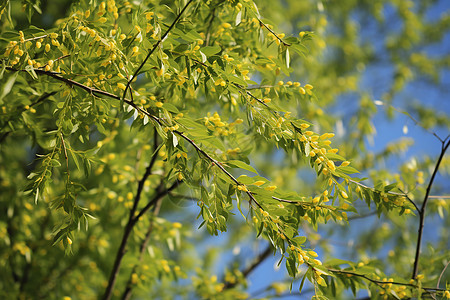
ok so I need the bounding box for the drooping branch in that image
[5,65,267,210]
[174,130,264,210]
[396,187,420,212]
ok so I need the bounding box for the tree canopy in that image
[0,0,449,299]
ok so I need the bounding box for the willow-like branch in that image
[5,66,264,209]
[347,178,420,212]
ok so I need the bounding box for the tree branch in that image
[102,142,162,300]
[132,180,181,224]
[397,187,420,212]
[121,197,164,300]
[174,131,264,210]
[389,105,445,143]
[5,66,265,211]
[328,268,446,294]
[223,244,273,290]
[257,18,290,47]
[437,261,450,289]
[412,139,450,279]
[122,0,195,100]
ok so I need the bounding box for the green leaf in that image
[286,256,296,277]
[226,160,258,174]
[384,182,398,192]
[290,43,308,57]
[227,74,247,86]
[325,258,353,267]
[299,268,309,293]
[200,46,221,57]
[236,175,254,184]
[0,72,18,102]
[292,236,306,245]
[326,153,346,161]
[235,192,246,220]
[336,166,359,174]
[163,102,180,114]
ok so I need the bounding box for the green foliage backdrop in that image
[0,0,449,299]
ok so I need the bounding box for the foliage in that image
[0,0,449,299]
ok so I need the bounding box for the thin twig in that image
[390,105,444,143]
[122,0,195,100]
[437,261,450,289]
[271,196,297,204]
[328,268,446,293]
[397,187,420,212]
[412,139,450,279]
[133,180,181,224]
[348,178,421,211]
[348,179,406,197]
[23,34,48,42]
[257,19,290,47]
